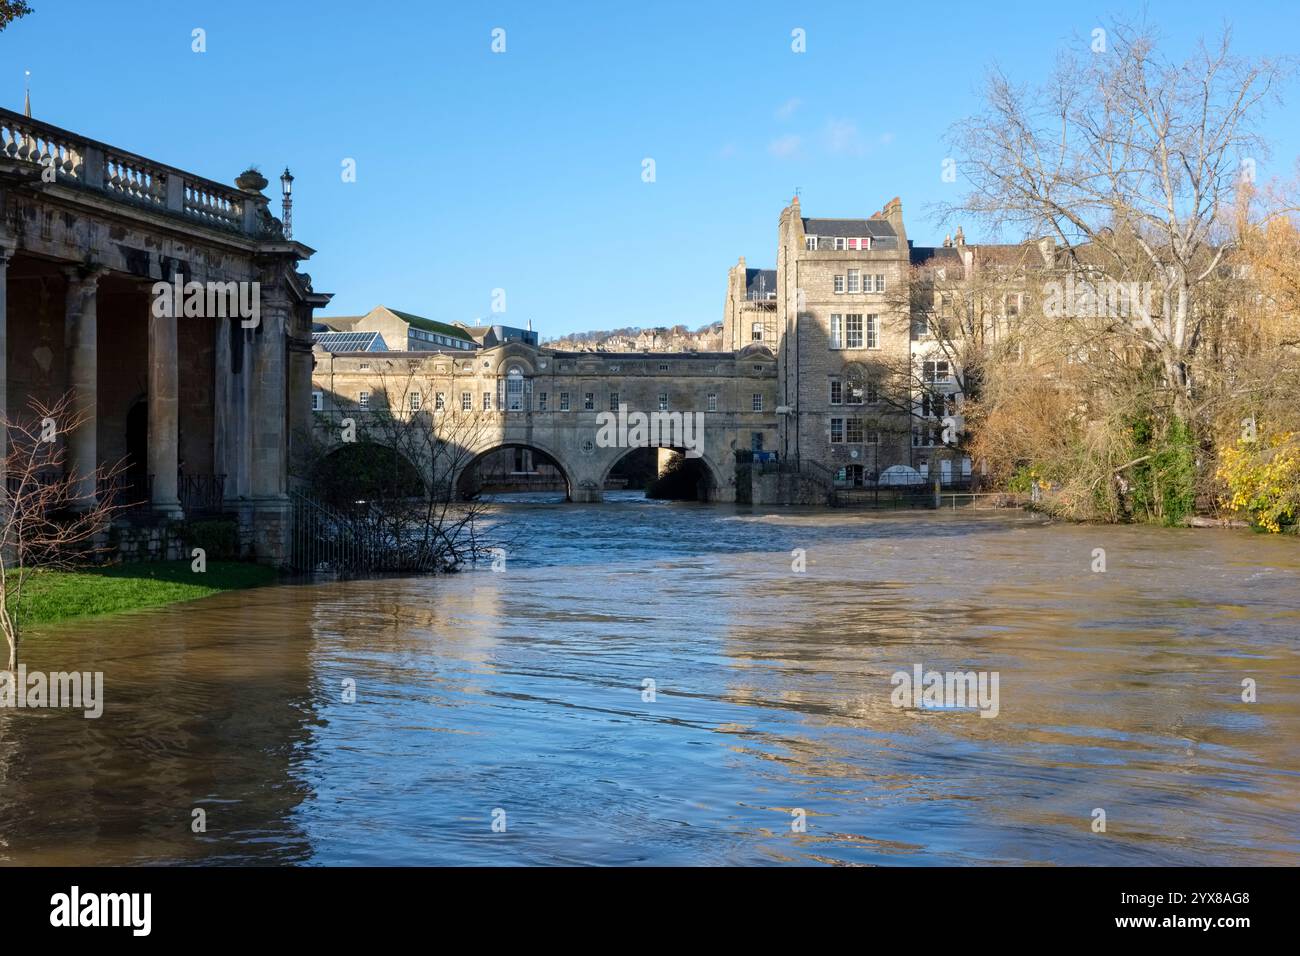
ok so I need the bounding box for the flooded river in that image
[2,495,1297,865]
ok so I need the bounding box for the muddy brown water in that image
[1,494,1296,865]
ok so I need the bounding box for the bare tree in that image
[1,394,126,670]
[304,360,510,572]
[943,21,1292,417]
[878,256,1044,470]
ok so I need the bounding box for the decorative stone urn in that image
[235,168,268,193]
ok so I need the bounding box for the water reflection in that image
[1,497,1296,865]
[0,588,320,864]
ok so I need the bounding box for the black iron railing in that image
[97,474,151,513]
[5,470,62,496]
[178,473,226,516]
[10,472,228,518]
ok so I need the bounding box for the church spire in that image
[23,70,31,117]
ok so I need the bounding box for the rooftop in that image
[908,245,963,266]
[745,268,777,298]
[384,307,475,342]
[312,330,389,353]
[802,217,897,239]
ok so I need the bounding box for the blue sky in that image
[5,0,1299,335]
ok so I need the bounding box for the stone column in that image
[247,287,291,566]
[0,242,11,495]
[214,314,245,502]
[148,294,184,517]
[251,299,288,498]
[64,267,103,508]
[286,306,315,479]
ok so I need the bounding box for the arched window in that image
[501,365,532,412]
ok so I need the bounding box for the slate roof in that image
[745,269,778,298]
[802,217,897,238]
[908,245,963,267]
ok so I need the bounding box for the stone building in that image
[772,196,916,485]
[1,106,331,563]
[722,258,778,351]
[904,229,1055,483]
[746,195,1050,489]
[317,305,475,352]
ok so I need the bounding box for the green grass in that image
[16,561,278,627]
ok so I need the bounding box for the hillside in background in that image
[544,323,723,352]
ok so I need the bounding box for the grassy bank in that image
[18,561,278,627]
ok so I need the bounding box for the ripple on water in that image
[1,499,1296,865]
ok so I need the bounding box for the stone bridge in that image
[310,340,785,502]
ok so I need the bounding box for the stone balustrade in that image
[1,107,252,235]
[183,180,243,230]
[103,150,167,207]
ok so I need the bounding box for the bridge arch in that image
[597,445,726,502]
[456,437,577,501]
[314,440,427,507]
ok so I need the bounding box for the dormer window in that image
[835,237,847,251]
[805,236,818,250]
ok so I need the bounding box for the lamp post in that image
[280,167,294,239]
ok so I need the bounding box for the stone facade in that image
[722,258,779,352]
[0,107,331,566]
[311,341,779,502]
[309,196,1044,505]
[107,523,188,563]
[774,196,916,484]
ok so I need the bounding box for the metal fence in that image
[833,484,1025,510]
[178,474,226,516]
[834,485,938,509]
[95,473,227,518]
[288,490,385,574]
[287,490,468,574]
